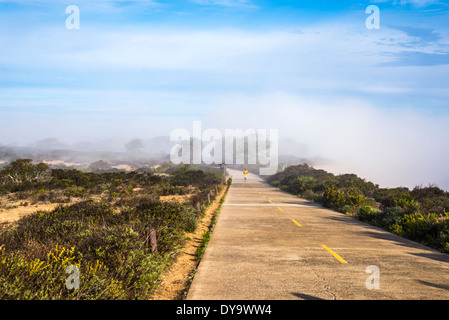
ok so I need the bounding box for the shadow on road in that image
[415,280,449,291]
[289,292,325,300]
[322,215,449,263]
[408,251,449,264]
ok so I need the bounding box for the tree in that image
[125,139,144,153]
[88,160,112,172]
[0,159,51,186]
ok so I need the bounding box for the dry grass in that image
[159,194,194,204]
[0,203,61,225]
[0,193,85,225]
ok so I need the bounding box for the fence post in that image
[220,163,227,178]
[149,228,157,253]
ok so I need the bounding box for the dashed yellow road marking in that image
[291,219,302,227]
[321,245,347,263]
[268,200,272,203]
[277,207,284,212]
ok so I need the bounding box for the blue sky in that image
[1,0,449,188]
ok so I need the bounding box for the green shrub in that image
[323,185,345,209]
[195,230,211,261]
[64,185,87,198]
[270,180,280,187]
[345,186,367,207]
[300,189,323,202]
[357,206,383,225]
[291,176,317,195]
[0,199,183,299]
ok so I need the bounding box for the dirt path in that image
[151,185,229,300]
[0,203,61,225]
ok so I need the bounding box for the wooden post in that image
[149,228,157,253]
[215,185,218,194]
[207,193,211,203]
[197,202,201,212]
[220,163,227,177]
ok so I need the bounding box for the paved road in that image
[187,169,449,300]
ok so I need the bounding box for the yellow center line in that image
[321,245,347,263]
[277,207,284,212]
[291,219,302,227]
[268,200,272,203]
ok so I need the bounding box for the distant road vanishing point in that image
[187,169,449,300]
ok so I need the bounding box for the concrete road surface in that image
[187,169,449,300]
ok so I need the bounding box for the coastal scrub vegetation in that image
[0,160,226,299]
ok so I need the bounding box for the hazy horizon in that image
[1,129,449,192]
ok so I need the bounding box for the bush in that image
[323,185,345,209]
[291,176,317,195]
[374,187,410,208]
[64,185,87,198]
[0,199,187,299]
[168,165,222,187]
[345,186,367,207]
[300,189,323,202]
[0,244,122,300]
[357,205,384,225]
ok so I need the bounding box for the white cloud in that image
[395,0,439,7]
[0,0,160,4]
[188,0,257,8]
[372,0,440,7]
[0,23,395,76]
[0,21,447,111]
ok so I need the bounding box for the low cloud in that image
[202,92,449,190]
